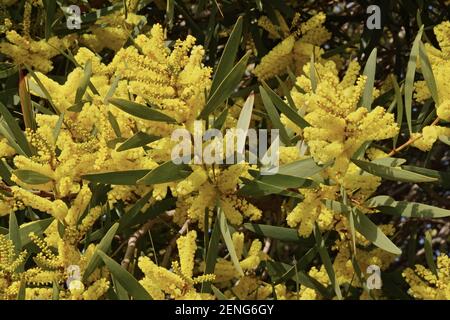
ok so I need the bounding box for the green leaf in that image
[14,170,52,184]
[0,102,32,156]
[17,278,26,300]
[137,161,192,185]
[273,247,318,285]
[199,51,251,119]
[217,207,244,276]
[392,76,403,148]
[366,195,450,218]
[0,63,18,79]
[75,60,92,105]
[419,41,439,105]
[118,192,153,231]
[324,200,402,255]
[112,274,129,300]
[238,176,310,198]
[405,26,424,134]
[52,281,59,300]
[8,212,21,255]
[52,113,65,142]
[261,81,309,129]
[97,250,152,300]
[202,215,221,293]
[260,86,291,145]
[42,0,56,39]
[211,285,228,300]
[108,111,122,138]
[351,158,438,183]
[212,107,228,130]
[244,223,313,244]
[116,132,160,152]
[109,98,177,123]
[82,170,149,185]
[313,224,342,299]
[26,67,58,114]
[83,223,119,282]
[438,135,450,146]
[424,230,438,275]
[360,48,377,110]
[104,75,120,104]
[277,157,328,177]
[402,165,450,188]
[236,93,254,134]
[19,218,54,246]
[165,0,174,29]
[211,16,243,94]
[309,54,318,92]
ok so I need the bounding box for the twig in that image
[388,118,441,157]
[161,219,190,268]
[121,219,158,270]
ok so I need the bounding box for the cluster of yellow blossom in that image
[253,12,331,80]
[403,254,450,299]
[413,21,450,150]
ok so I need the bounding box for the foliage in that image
[0,0,449,300]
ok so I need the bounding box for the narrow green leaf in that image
[360,48,377,110]
[424,230,438,275]
[97,250,152,300]
[405,26,424,134]
[8,212,21,255]
[52,281,59,300]
[200,51,251,119]
[211,16,243,94]
[352,158,437,183]
[82,170,149,185]
[116,132,160,152]
[42,0,56,39]
[203,216,221,293]
[137,161,192,185]
[244,223,313,244]
[104,75,120,104]
[75,60,92,105]
[17,278,26,300]
[0,63,18,79]
[218,207,244,276]
[238,176,311,198]
[0,102,32,156]
[109,98,177,123]
[309,54,318,92]
[273,247,317,285]
[419,41,439,105]
[313,224,342,299]
[14,169,52,185]
[260,86,291,145]
[392,76,403,148]
[366,195,450,218]
[324,200,402,255]
[261,81,309,129]
[83,223,119,282]
[52,113,64,142]
[19,218,54,246]
[211,285,228,300]
[118,192,153,231]
[438,135,450,146]
[112,274,129,300]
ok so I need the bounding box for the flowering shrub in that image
[0,0,449,300]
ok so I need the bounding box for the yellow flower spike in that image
[176,230,197,279]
